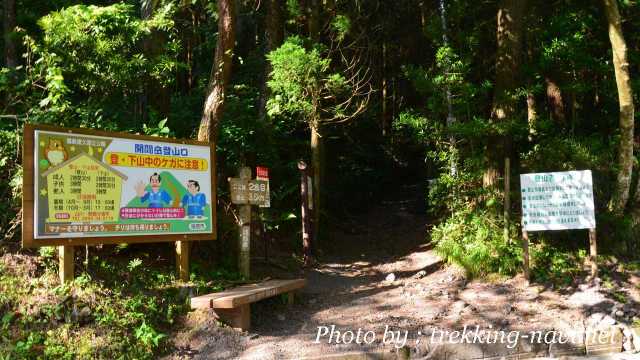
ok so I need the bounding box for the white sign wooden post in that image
[520,170,597,280]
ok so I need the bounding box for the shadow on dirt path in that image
[166,181,640,360]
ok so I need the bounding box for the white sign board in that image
[520,170,595,231]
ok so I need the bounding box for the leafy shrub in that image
[530,243,586,285]
[432,207,522,277]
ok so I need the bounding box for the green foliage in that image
[267,36,331,122]
[0,251,240,359]
[432,207,522,278]
[330,15,351,41]
[143,118,172,137]
[530,243,585,285]
[8,3,181,129]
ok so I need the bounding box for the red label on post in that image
[256,166,269,180]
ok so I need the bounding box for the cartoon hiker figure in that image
[181,180,206,219]
[135,173,172,208]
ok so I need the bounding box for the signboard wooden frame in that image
[22,123,217,248]
[519,170,598,279]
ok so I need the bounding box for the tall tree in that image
[198,0,236,143]
[484,0,527,188]
[267,37,372,248]
[3,0,17,68]
[545,77,566,125]
[140,0,170,121]
[258,0,284,122]
[603,0,634,215]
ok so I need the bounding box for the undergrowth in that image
[0,248,240,359]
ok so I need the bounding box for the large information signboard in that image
[23,124,216,247]
[520,170,595,231]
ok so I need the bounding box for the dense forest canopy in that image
[1,0,640,357]
[1,0,640,268]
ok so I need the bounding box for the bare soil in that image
[166,185,640,360]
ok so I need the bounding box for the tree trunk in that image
[308,0,320,42]
[603,0,634,215]
[258,0,284,122]
[381,41,389,136]
[527,92,537,141]
[310,124,322,246]
[141,0,170,120]
[484,0,527,188]
[545,77,565,125]
[198,0,236,143]
[3,0,17,68]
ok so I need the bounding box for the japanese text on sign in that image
[229,178,270,207]
[520,170,596,231]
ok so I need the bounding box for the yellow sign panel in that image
[42,153,126,223]
[105,152,208,171]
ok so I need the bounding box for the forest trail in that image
[168,183,640,360]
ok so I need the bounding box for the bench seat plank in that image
[191,279,306,310]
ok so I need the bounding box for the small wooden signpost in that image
[229,166,271,277]
[520,170,597,282]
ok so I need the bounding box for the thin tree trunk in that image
[527,92,537,141]
[258,0,283,122]
[3,0,17,68]
[381,41,389,136]
[310,124,322,245]
[603,0,634,215]
[141,0,170,119]
[198,0,236,143]
[308,0,320,42]
[484,0,527,188]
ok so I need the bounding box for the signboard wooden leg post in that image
[298,161,311,266]
[521,230,530,283]
[238,167,252,278]
[176,241,189,282]
[58,245,74,283]
[504,157,510,243]
[589,228,598,277]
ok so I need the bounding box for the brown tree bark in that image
[141,0,170,120]
[310,124,322,243]
[527,93,537,141]
[258,0,284,122]
[381,41,389,136]
[545,77,565,125]
[3,0,17,68]
[603,0,634,215]
[484,0,527,188]
[308,0,321,42]
[198,0,236,143]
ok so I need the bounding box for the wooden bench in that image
[190,278,306,331]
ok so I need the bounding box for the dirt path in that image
[167,184,640,360]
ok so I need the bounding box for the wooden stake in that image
[58,245,74,284]
[176,240,190,282]
[298,161,311,265]
[504,157,511,243]
[238,167,252,278]
[239,204,251,277]
[589,228,598,277]
[522,230,530,282]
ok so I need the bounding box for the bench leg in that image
[287,292,295,306]
[214,304,250,331]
